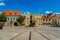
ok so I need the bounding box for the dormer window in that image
[15,13,17,15]
[10,13,11,14]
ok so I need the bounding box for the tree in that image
[0,13,7,22]
[17,16,25,25]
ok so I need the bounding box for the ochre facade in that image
[25,13,42,26]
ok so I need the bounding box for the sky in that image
[0,0,60,14]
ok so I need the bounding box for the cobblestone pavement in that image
[0,26,27,40]
[0,25,60,40]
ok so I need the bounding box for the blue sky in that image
[0,0,60,14]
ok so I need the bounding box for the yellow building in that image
[42,15,54,25]
[24,13,42,26]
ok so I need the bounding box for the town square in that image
[0,10,60,40]
[0,25,60,40]
[0,0,60,40]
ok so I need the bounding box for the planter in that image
[0,22,4,29]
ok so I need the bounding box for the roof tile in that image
[3,10,21,16]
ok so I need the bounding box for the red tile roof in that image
[3,10,21,16]
[42,15,55,19]
[55,14,60,18]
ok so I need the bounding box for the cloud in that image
[0,0,4,1]
[45,11,52,13]
[0,2,5,6]
[54,13,60,14]
[21,12,26,16]
[26,12,31,14]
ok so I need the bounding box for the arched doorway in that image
[14,22,17,26]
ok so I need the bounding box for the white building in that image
[53,14,60,26]
[3,10,21,26]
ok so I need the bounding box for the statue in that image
[29,15,33,26]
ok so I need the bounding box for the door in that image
[14,22,17,26]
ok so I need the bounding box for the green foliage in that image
[17,16,25,24]
[0,13,7,22]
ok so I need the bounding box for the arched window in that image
[49,19,50,21]
[43,19,45,21]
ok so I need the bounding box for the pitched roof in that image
[55,14,60,18]
[3,10,21,16]
[42,15,55,19]
[48,15,55,19]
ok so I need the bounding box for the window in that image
[43,19,45,21]
[11,18,12,21]
[46,19,48,21]
[14,18,15,20]
[49,19,50,21]
[10,13,11,14]
[8,18,9,20]
[15,13,17,15]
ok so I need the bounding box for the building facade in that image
[3,10,21,26]
[52,14,60,26]
[2,10,60,26]
[25,12,42,26]
[42,14,54,25]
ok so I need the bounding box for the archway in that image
[14,22,17,26]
